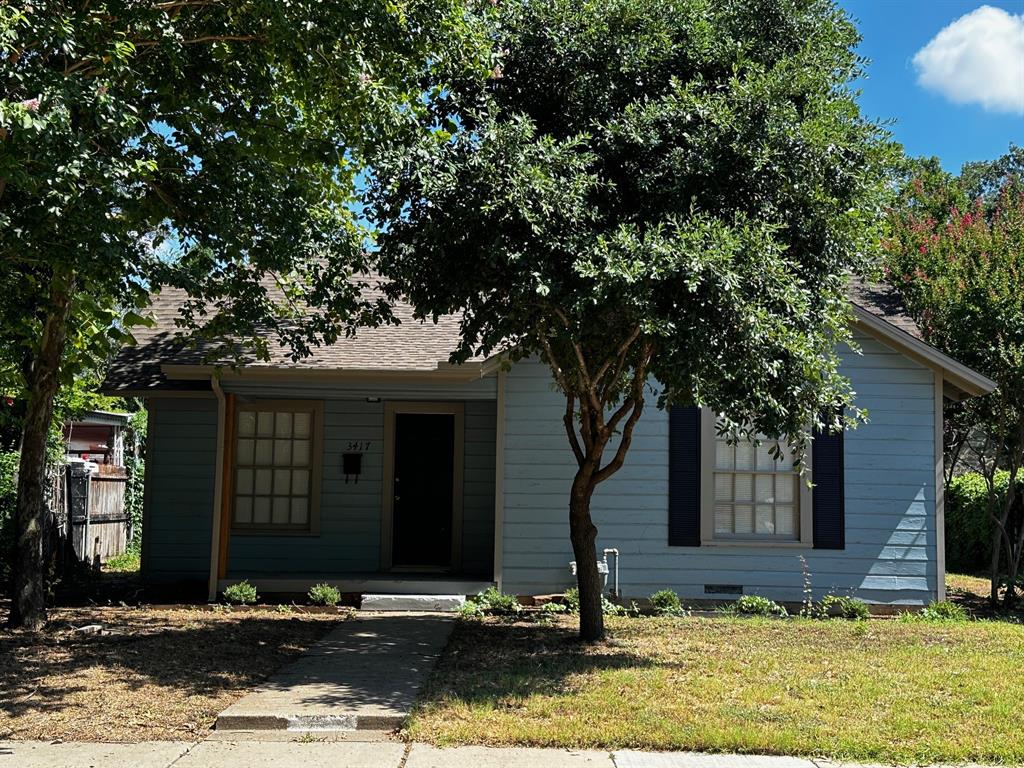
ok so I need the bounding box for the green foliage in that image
[307,583,341,607]
[946,472,1021,573]
[223,580,258,605]
[0,450,18,586]
[885,148,1024,603]
[372,0,896,638]
[817,594,870,621]
[275,604,294,614]
[722,595,788,618]
[901,601,968,623]
[104,550,140,573]
[539,601,568,614]
[562,586,627,616]
[123,454,145,549]
[563,587,580,613]
[464,586,522,617]
[1,0,489,385]
[649,589,683,615]
[373,0,897,446]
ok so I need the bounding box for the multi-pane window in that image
[233,402,320,532]
[713,432,799,540]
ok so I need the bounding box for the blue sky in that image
[839,0,1023,172]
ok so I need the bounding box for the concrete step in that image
[361,593,465,612]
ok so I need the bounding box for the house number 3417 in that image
[346,441,371,451]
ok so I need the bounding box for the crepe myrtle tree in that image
[885,148,1024,608]
[371,0,896,640]
[0,0,486,629]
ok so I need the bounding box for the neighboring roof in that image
[103,276,995,400]
[68,410,130,426]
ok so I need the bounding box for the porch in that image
[199,375,502,600]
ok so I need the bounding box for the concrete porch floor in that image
[215,612,455,732]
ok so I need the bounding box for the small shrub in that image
[308,582,341,606]
[905,600,968,623]
[465,586,521,617]
[650,589,682,615]
[561,586,626,616]
[818,594,870,620]
[457,600,487,619]
[722,595,788,618]
[563,587,580,613]
[275,604,294,614]
[223,580,258,605]
[104,550,141,573]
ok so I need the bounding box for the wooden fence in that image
[67,465,128,566]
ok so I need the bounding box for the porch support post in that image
[493,368,506,592]
[207,378,232,601]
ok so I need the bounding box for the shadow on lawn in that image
[417,619,654,707]
[0,604,338,724]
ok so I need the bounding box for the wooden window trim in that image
[699,407,813,547]
[230,399,324,536]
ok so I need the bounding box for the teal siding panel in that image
[144,398,217,580]
[500,330,939,605]
[226,396,495,579]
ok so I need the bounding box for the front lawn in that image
[0,605,342,741]
[408,614,1024,764]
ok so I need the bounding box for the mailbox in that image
[342,452,362,482]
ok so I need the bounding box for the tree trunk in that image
[8,270,74,630]
[989,523,1002,606]
[569,467,603,641]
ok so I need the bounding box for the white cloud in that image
[912,5,1024,115]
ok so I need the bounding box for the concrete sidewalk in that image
[215,612,455,731]
[0,740,994,768]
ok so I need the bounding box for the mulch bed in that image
[0,605,344,741]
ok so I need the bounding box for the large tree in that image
[885,147,1024,608]
[0,0,484,628]
[372,0,896,639]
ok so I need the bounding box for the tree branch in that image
[593,342,652,485]
[564,394,585,466]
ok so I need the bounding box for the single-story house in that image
[102,280,995,605]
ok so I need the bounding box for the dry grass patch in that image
[0,605,342,741]
[408,615,1024,764]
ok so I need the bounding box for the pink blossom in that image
[19,97,39,112]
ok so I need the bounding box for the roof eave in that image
[851,305,996,400]
[160,361,491,384]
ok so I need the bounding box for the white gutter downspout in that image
[206,375,226,602]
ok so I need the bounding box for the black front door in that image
[392,412,455,568]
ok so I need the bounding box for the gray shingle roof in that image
[102,280,477,393]
[103,277,922,394]
[847,277,923,341]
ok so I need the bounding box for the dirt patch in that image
[0,605,343,741]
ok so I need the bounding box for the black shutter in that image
[812,422,845,550]
[668,406,701,547]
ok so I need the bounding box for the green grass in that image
[407,615,1024,764]
[103,550,140,573]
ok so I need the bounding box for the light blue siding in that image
[143,397,217,582]
[500,331,938,605]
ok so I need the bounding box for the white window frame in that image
[231,399,324,536]
[699,407,813,547]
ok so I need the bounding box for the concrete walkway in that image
[216,612,455,731]
[0,740,994,768]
